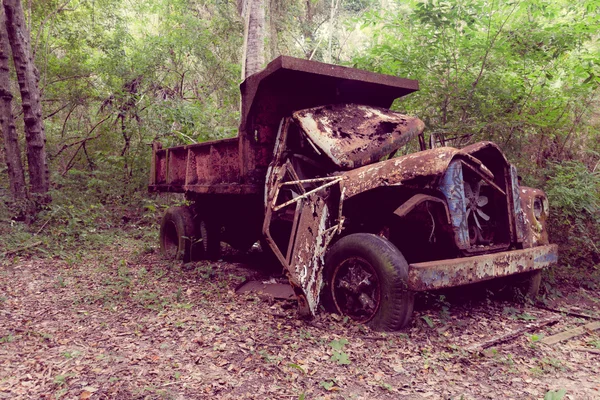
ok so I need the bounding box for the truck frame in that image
[149,56,557,330]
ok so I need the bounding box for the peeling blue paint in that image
[510,164,526,242]
[439,160,470,248]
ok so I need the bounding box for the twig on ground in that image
[1,241,43,257]
[572,347,600,355]
[35,217,52,236]
[466,316,561,352]
[535,303,600,321]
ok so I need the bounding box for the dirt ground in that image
[1,236,599,400]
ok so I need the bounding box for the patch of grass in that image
[544,389,567,400]
[0,334,15,343]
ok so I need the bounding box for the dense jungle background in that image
[1,0,598,270]
[1,0,600,398]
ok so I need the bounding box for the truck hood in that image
[340,144,502,198]
[293,104,425,170]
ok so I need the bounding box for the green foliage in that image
[329,338,351,365]
[352,0,600,271]
[544,389,566,400]
[545,161,600,268]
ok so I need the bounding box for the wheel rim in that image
[331,256,381,323]
[162,220,179,259]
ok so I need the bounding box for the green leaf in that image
[329,338,349,351]
[421,315,435,328]
[544,389,567,400]
[330,350,351,365]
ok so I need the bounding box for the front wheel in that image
[322,233,414,331]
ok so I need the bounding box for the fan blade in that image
[473,212,482,230]
[464,182,473,200]
[474,181,481,198]
[476,208,490,221]
[477,195,488,207]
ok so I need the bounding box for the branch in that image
[52,114,112,159]
[466,316,561,352]
[33,0,73,59]
[43,102,69,120]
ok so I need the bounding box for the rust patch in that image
[519,186,550,248]
[408,244,558,291]
[293,104,425,169]
[340,147,459,198]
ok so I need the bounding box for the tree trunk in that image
[240,0,265,79]
[0,7,26,200]
[3,0,49,195]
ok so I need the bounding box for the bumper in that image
[407,244,558,291]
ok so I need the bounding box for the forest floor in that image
[1,230,599,400]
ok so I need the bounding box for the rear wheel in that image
[323,233,414,331]
[159,206,221,262]
[159,206,196,262]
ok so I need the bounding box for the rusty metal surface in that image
[287,195,332,316]
[439,160,470,249]
[263,118,344,318]
[461,141,510,166]
[393,194,450,223]
[340,147,460,198]
[238,56,420,182]
[408,244,558,291]
[240,56,419,133]
[293,104,425,169]
[148,137,263,194]
[519,186,550,248]
[235,280,296,300]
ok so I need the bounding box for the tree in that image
[0,7,25,200]
[240,0,266,78]
[3,0,49,196]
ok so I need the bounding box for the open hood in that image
[293,104,425,170]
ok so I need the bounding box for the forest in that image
[1,0,599,398]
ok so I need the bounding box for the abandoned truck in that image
[149,56,558,330]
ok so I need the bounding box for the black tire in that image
[322,233,414,331]
[512,270,542,301]
[159,206,196,262]
[490,269,542,303]
[197,217,221,260]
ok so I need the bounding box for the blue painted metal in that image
[439,160,470,249]
[510,164,527,243]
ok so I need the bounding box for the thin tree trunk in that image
[0,7,26,200]
[241,0,265,79]
[3,0,50,195]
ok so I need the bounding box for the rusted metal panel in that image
[408,244,558,291]
[461,141,510,166]
[288,195,331,317]
[292,104,425,169]
[238,56,420,182]
[510,165,527,244]
[393,194,451,223]
[439,160,470,249]
[519,186,550,248]
[340,148,459,198]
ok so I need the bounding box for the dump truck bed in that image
[148,138,259,194]
[149,56,419,195]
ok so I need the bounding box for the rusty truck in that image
[149,56,558,330]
